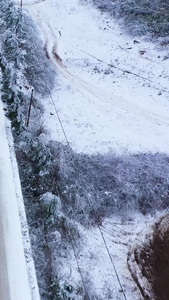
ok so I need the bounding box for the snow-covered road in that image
[0,99,38,300]
[22,0,169,155]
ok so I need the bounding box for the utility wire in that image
[48,87,126,300]
[45,36,128,300]
[55,189,90,299]
[48,90,69,146]
[98,225,128,300]
[78,48,168,94]
[68,231,90,300]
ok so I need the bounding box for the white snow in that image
[0,97,40,300]
[55,212,165,300]
[22,0,169,155]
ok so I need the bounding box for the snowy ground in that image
[13,0,169,298]
[0,98,40,300]
[53,210,167,300]
[22,0,169,155]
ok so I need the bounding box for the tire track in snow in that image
[16,2,169,129]
[43,27,169,128]
[17,2,169,155]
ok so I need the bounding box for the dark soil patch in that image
[134,214,169,300]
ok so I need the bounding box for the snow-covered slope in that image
[22,0,169,155]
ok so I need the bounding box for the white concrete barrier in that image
[0,98,36,300]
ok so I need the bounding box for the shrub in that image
[88,0,169,37]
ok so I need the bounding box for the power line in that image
[68,231,90,300]
[45,35,128,300]
[98,225,128,300]
[47,88,127,300]
[78,48,168,94]
[48,90,69,146]
[53,176,90,299]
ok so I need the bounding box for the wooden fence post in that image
[26,89,33,127]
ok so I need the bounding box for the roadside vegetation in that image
[88,0,169,38]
